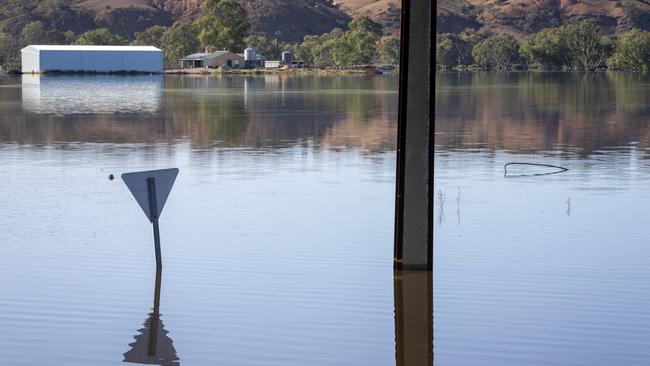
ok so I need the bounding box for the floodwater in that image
[5,71,649,366]
[435,72,650,366]
[0,74,406,366]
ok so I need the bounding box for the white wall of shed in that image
[31,50,163,72]
[21,50,40,73]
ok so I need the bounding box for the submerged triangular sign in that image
[122,168,179,222]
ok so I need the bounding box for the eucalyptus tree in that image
[608,29,650,71]
[161,20,200,67]
[472,34,520,71]
[520,26,571,70]
[198,0,250,52]
[74,28,126,45]
[565,20,611,70]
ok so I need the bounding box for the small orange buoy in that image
[108,174,115,180]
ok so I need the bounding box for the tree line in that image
[436,20,650,72]
[0,0,399,71]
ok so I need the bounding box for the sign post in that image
[122,168,179,269]
[147,177,162,268]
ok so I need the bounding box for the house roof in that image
[206,51,230,58]
[181,52,209,60]
[180,50,234,60]
[22,45,161,52]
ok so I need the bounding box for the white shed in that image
[21,45,163,73]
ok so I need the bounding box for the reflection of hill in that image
[321,116,396,153]
[1,75,398,153]
[435,73,650,156]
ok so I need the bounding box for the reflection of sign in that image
[123,268,180,366]
[122,169,178,222]
[21,75,162,115]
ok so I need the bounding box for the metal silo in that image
[244,47,256,61]
[244,47,257,68]
[281,51,292,64]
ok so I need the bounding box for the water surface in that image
[6,71,650,366]
[1,74,404,366]
[435,72,650,366]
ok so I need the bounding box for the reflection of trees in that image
[163,76,250,147]
[436,72,650,156]
[241,75,398,151]
[0,75,398,153]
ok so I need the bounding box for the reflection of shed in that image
[22,74,162,115]
[179,51,244,69]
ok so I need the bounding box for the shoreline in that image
[4,66,397,77]
[164,67,395,76]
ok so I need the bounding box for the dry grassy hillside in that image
[77,0,155,12]
[437,0,650,37]
[437,0,480,34]
[335,0,401,34]
[77,0,353,41]
[137,0,352,41]
[239,0,350,42]
[0,0,402,43]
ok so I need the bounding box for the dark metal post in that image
[147,177,162,269]
[393,0,433,269]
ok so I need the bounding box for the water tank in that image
[281,51,292,64]
[244,47,256,61]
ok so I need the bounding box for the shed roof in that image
[22,45,161,52]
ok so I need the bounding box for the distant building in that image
[265,51,304,69]
[290,61,305,68]
[239,47,265,68]
[265,60,282,68]
[21,45,163,73]
[264,60,304,69]
[179,51,244,69]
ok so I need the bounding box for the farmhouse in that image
[21,45,163,73]
[179,51,244,69]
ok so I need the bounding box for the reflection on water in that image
[435,72,650,366]
[124,268,179,366]
[394,270,433,366]
[2,75,397,151]
[0,74,401,366]
[436,72,650,155]
[21,75,162,115]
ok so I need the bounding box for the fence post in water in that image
[393,0,433,270]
